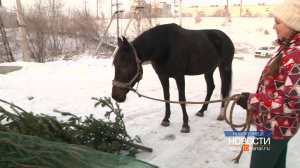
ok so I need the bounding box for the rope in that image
[130,88,252,164]
[223,94,253,164]
[130,87,236,104]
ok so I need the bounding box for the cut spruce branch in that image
[0,97,153,155]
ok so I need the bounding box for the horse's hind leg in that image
[217,63,232,121]
[158,75,171,127]
[174,75,190,133]
[196,69,215,117]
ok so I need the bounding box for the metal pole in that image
[16,0,30,61]
[111,0,113,18]
[97,0,99,18]
[179,0,182,26]
[240,0,242,17]
[226,0,229,17]
[94,12,117,55]
[84,1,87,13]
[116,0,119,39]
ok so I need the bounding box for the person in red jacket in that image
[236,0,300,167]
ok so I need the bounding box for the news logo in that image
[224,131,272,152]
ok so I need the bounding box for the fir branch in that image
[0,97,153,155]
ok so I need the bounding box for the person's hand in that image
[236,92,250,110]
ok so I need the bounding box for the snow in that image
[1,17,300,168]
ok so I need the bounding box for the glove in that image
[236,92,250,110]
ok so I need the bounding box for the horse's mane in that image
[113,24,181,65]
[132,23,182,62]
[134,23,181,43]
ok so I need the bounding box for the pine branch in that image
[0,97,153,155]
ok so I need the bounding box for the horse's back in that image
[170,28,234,74]
[138,23,234,58]
[135,24,235,75]
[182,28,234,58]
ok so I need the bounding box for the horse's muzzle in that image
[112,87,127,102]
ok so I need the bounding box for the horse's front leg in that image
[158,75,171,127]
[175,75,190,133]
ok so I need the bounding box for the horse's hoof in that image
[196,112,204,117]
[161,120,170,127]
[217,115,224,121]
[181,127,190,133]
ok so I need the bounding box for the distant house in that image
[128,2,275,18]
[181,4,276,17]
[152,2,172,17]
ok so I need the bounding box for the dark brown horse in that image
[112,23,234,133]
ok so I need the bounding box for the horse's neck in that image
[133,41,161,62]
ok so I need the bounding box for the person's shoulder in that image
[286,47,300,62]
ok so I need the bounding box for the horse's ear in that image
[121,36,130,48]
[117,36,130,49]
[117,37,123,48]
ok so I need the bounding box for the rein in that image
[130,87,250,128]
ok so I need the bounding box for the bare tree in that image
[67,8,106,53]
[15,0,107,62]
[46,0,66,59]
[25,0,74,62]
[26,0,50,62]
[0,2,14,62]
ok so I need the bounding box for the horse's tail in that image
[206,30,234,97]
[219,31,234,98]
[219,59,232,98]
[220,31,235,60]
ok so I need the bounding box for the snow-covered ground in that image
[1,17,299,168]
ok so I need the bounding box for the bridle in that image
[112,43,143,90]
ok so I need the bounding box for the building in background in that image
[127,1,275,18]
[152,1,172,17]
[182,3,275,17]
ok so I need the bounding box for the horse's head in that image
[112,36,143,102]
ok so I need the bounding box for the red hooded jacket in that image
[248,33,300,139]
